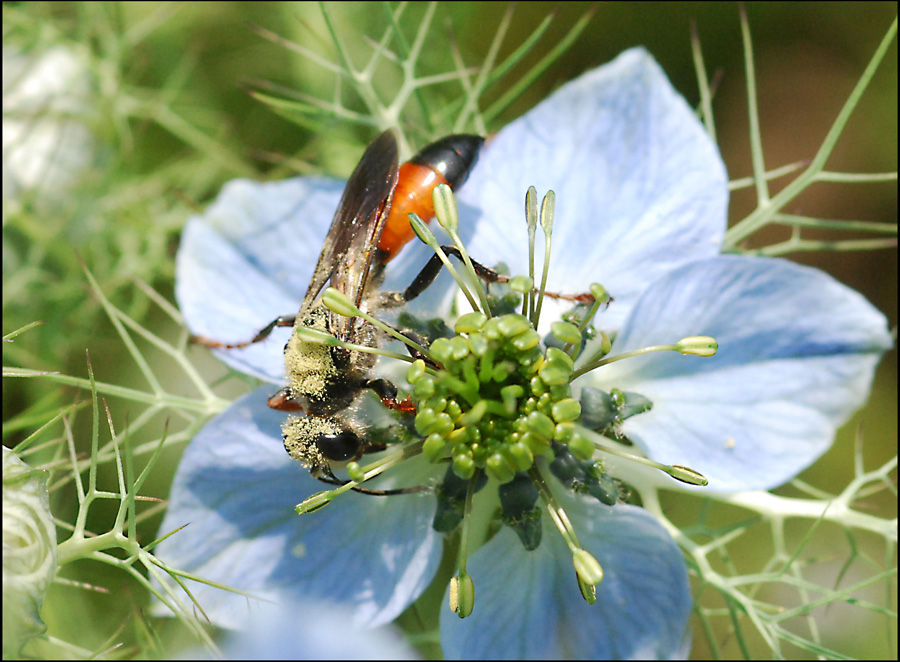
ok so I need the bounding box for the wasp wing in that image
[300,130,399,324]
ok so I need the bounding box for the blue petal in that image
[155,387,442,628]
[176,177,344,381]
[457,48,728,330]
[441,498,691,660]
[596,255,891,491]
[213,596,418,660]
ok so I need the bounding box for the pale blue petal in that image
[441,498,690,660]
[176,177,343,381]
[595,255,891,491]
[155,388,441,628]
[212,597,418,660]
[457,48,728,330]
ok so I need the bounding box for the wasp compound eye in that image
[317,430,362,462]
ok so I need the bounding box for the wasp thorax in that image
[284,307,338,400]
[284,305,377,416]
[407,312,594,484]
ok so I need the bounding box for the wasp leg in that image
[400,246,596,304]
[191,315,297,349]
[312,469,429,496]
[350,483,431,496]
[363,378,417,414]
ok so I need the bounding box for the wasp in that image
[195,130,484,492]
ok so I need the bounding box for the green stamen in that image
[321,288,433,361]
[572,335,719,379]
[432,184,493,317]
[532,190,555,330]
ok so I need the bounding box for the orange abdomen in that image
[377,162,448,260]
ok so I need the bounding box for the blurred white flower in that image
[2,447,57,658]
[2,44,94,214]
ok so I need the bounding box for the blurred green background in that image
[3,2,896,659]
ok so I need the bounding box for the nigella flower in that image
[158,48,890,659]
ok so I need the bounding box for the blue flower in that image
[158,48,890,659]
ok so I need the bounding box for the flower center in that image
[410,312,593,483]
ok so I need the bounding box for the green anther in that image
[455,312,487,334]
[520,354,540,372]
[423,434,448,462]
[295,491,333,514]
[676,336,718,357]
[470,443,489,465]
[450,572,475,618]
[545,347,575,372]
[415,409,439,436]
[452,453,476,479]
[573,548,604,586]
[449,336,470,360]
[551,321,582,345]
[347,462,364,482]
[452,441,470,457]
[497,314,532,338]
[512,329,541,351]
[433,412,455,435]
[424,396,447,413]
[446,400,462,419]
[432,183,459,233]
[539,189,555,233]
[467,333,489,356]
[430,337,454,363]
[520,431,551,455]
[590,283,611,306]
[551,398,581,423]
[549,383,571,400]
[413,377,435,400]
[449,427,470,444]
[321,287,359,317]
[406,359,426,384]
[459,399,488,426]
[526,411,556,441]
[567,433,595,461]
[486,453,516,484]
[530,376,546,396]
[538,365,571,386]
[554,421,575,443]
[416,410,454,436]
[409,212,437,247]
[669,464,709,486]
[508,442,535,471]
[508,275,534,294]
[294,326,337,345]
[482,317,502,339]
